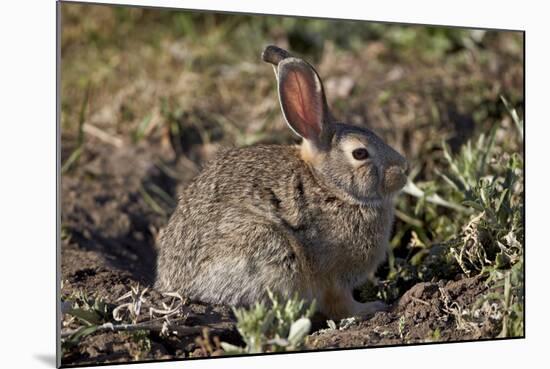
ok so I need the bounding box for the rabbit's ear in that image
[277,58,333,149]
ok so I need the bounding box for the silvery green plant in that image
[221,291,316,354]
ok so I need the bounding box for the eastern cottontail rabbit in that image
[155,45,408,319]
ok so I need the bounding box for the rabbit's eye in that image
[352,148,369,160]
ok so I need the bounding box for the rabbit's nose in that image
[388,150,408,175]
[389,156,408,175]
[382,164,408,194]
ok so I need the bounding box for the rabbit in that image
[155,45,408,319]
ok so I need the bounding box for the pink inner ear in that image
[280,67,323,140]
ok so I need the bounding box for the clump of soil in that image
[307,277,500,349]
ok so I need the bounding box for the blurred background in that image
[61,3,523,163]
[60,4,524,361]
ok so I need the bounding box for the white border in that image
[1,0,547,368]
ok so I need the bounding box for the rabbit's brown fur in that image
[155,46,407,319]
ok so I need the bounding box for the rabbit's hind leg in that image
[239,223,314,304]
[187,222,313,307]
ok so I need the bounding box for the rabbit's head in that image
[263,45,408,205]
